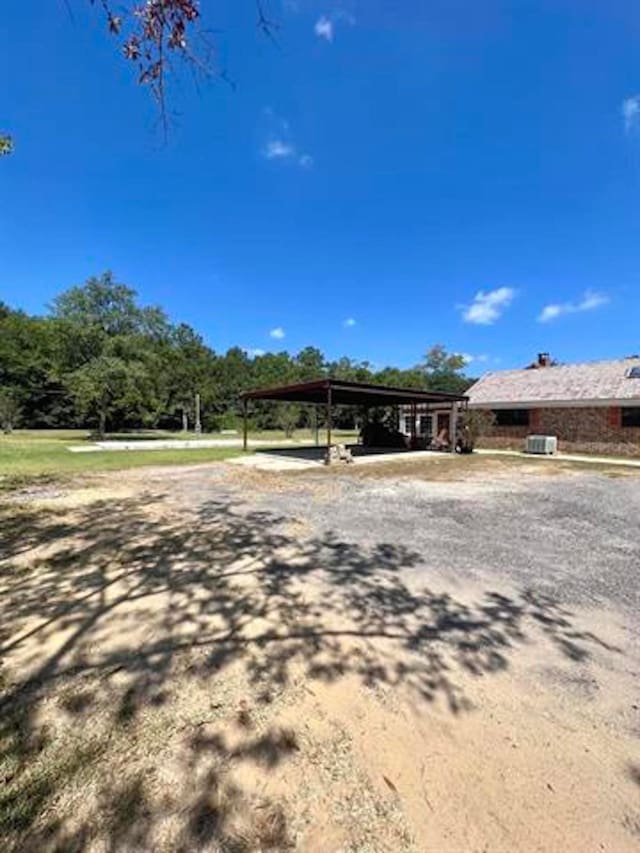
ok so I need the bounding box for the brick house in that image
[466,353,640,456]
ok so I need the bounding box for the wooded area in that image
[0,272,474,436]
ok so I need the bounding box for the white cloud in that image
[261,112,313,168]
[245,347,266,358]
[314,16,334,41]
[538,304,563,323]
[264,139,296,160]
[458,353,489,365]
[579,291,609,311]
[263,138,313,169]
[343,317,357,328]
[314,11,355,42]
[622,95,640,132]
[461,287,516,325]
[538,290,609,323]
[269,327,286,340]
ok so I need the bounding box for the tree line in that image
[0,273,475,436]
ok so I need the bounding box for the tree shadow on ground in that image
[0,494,622,850]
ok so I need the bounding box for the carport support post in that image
[326,385,333,461]
[450,401,458,453]
[242,398,248,451]
[410,402,417,448]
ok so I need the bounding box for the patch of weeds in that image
[0,742,104,845]
[59,688,95,715]
[0,473,64,496]
[184,770,292,853]
[0,704,49,783]
[116,685,140,726]
[236,700,253,730]
[233,727,300,768]
[0,704,106,849]
[99,775,153,849]
[186,769,238,847]
[247,802,292,850]
[115,682,168,727]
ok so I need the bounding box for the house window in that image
[621,407,640,428]
[493,409,530,427]
[404,415,415,434]
[419,414,433,437]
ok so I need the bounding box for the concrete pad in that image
[476,448,640,468]
[228,448,447,472]
[228,454,322,471]
[67,438,296,454]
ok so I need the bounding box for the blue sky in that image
[2,0,640,372]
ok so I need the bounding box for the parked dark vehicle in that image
[360,421,408,448]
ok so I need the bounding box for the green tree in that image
[419,344,472,394]
[275,403,301,438]
[52,272,166,341]
[250,351,298,430]
[373,366,424,389]
[295,347,326,381]
[327,356,374,383]
[52,273,170,434]
[0,276,484,436]
[67,354,155,437]
[161,323,217,430]
[0,307,71,427]
[253,351,296,389]
[210,347,254,427]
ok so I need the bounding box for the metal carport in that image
[240,379,468,458]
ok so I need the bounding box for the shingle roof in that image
[467,357,640,407]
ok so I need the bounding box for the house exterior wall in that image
[399,406,454,437]
[477,405,640,456]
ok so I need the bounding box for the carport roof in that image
[240,378,467,407]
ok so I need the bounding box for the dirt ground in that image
[1,456,639,852]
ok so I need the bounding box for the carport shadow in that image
[254,444,419,462]
[0,493,622,849]
[255,445,326,461]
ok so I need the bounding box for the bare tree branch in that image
[90,1,279,132]
[256,0,280,47]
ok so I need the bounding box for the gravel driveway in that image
[164,459,640,615]
[3,456,639,852]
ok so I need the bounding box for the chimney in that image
[537,352,551,368]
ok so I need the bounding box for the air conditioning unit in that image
[525,435,558,455]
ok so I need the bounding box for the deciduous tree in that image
[420,344,472,394]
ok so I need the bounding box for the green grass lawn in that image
[0,428,359,487]
[0,432,239,486]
